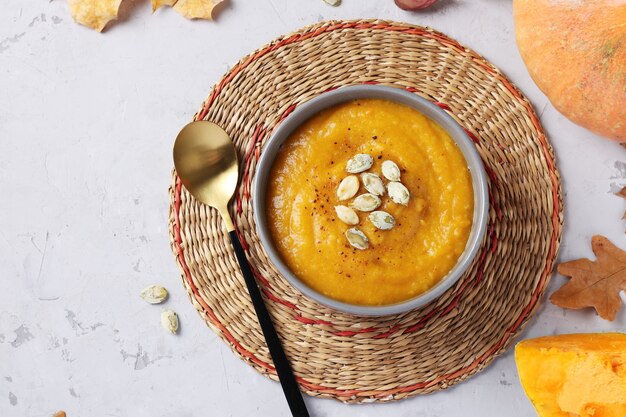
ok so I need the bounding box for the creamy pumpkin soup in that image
[266,98,474,306]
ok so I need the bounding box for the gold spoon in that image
[173,121,309,417]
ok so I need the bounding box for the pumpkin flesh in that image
[515,333,626,417]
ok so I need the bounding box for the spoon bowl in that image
[173,121,238,231]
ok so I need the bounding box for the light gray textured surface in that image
[1,1,625,416]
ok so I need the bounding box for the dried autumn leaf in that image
[68,0,122,32]
[152,0,177,12]
[551,235,626,321]
[173,0,224,20]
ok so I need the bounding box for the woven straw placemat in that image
[168,20,563,403]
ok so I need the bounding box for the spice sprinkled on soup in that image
[266,98,474,306]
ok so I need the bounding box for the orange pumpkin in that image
[513,0,626,142]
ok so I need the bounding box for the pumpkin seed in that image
[323,0,341,5]
[388,182,410,205]
[335,205,359,225]
[140,285,168,304]
[369,211,396,230]
[161,309,179,334]
[345,228,369,250]
[351,193,381,212]
[382,160,401,181]
[336,175,359,201]
[346,154,373,173]
[361,173,385,196]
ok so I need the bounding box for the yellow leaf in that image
[68,0,122,32]
[152,0,177,12]
[173,0,224,20]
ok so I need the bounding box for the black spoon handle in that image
[228,230,310,417]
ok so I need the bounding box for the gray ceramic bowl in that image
[253,85,489,316]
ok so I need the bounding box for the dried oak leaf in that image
[153,0,224,20]
[68,0,122,32]
[551,235,626,321]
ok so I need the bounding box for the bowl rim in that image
[252,85,489,316]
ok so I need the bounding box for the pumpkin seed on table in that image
[346,154,373,173]
[140,285,168,304]
[388,182,410,206]
[345,228,369,250]
[161,309,179,334]
[323,0,341,5]
[335,205,359,225]
[369,211,396,230]
[336,175,359,200]
[361,173,385,196]
[382,160,401,181]
[351,193,382,212]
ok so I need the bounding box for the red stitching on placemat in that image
[280,103,298,122]
[295,315,333,326]
[250,264,271,288]
[373,325,402,340]
[464,128,480,144]
[262,288,298,310]
[333,326,378,337]
[435,102,451,111]
[175,21,562,398]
